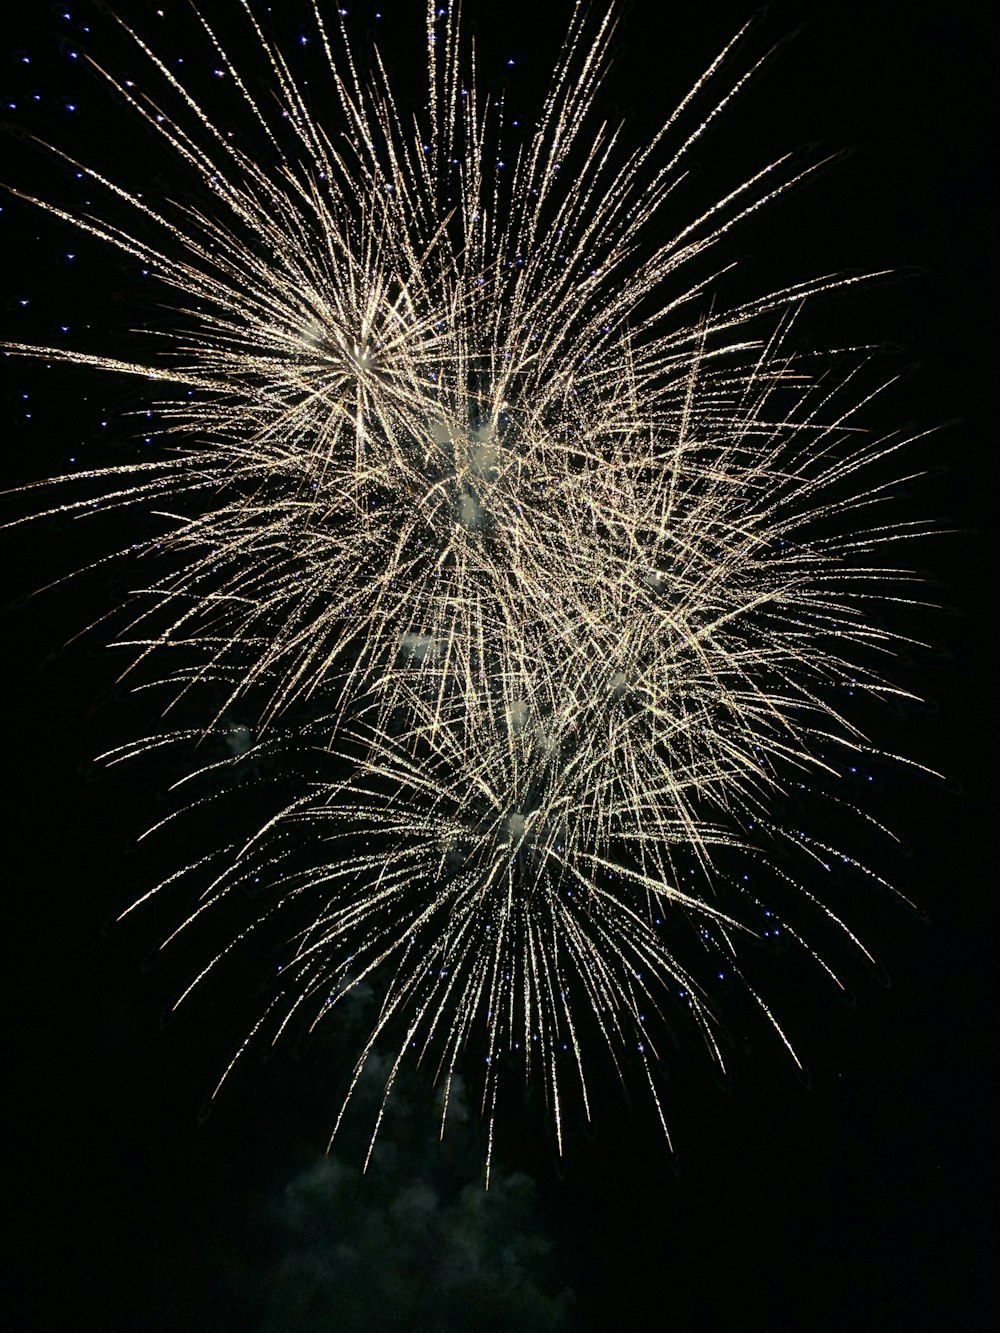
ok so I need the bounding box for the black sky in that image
[3,1,997,1330]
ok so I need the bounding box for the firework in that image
[3,2,933,1179]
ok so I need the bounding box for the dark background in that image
[2,1,996,1329]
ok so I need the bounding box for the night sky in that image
[3,2,997,1330]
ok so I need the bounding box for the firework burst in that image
[3,1,934,1178]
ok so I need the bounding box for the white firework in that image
[3,1,934,1179]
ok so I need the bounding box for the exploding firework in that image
[3,2,934,1178]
